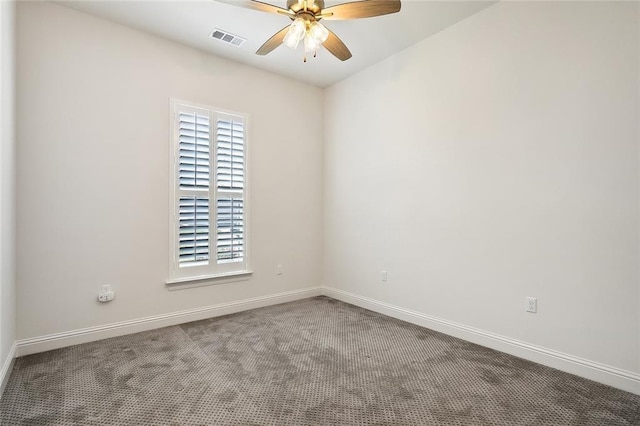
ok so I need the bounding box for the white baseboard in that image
[15,287,322,357]
[0,342,16,397]
[322,286,640,396]
[11,285,640,396]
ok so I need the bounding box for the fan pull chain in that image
[302,51,317,63]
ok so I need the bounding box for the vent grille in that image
[211,29,246,47]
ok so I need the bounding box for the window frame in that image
[167,99,251,287]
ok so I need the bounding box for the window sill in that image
[166,270,253,291]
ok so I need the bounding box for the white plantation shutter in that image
[216,118,244,191]
[170,101,249,281]
[178,111,211,267]
[215,117,245,262]
[216,198,244,261]
[179,112,210,190]
[179,196,209,264]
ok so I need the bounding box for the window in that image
[168,100,250,285]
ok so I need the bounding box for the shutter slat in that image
[216,197,244,262]
[179,112,211,190]
[178,196,210,265]
[216,118,244,191]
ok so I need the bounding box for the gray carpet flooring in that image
[1,296,639,425]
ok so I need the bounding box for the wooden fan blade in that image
[256,26,290,55]
[321,0,401,20]
[322,29,352,61]
[214,0,290,15]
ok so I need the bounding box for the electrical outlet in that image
[381,271,388,282]
[276,264,283,275]
[526,297,537,313]
[98,285,115,303]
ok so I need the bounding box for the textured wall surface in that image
[324,2,639,374]
[0,0,16,376]
[16,1,323,339]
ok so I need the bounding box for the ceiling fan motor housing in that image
[287,0,324,15]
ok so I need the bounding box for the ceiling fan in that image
[215,0,401,61]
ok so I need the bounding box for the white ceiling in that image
[59,0,496,88]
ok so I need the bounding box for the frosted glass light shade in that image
[283,17,306,49]
[308,21,329,44]
[304,34,320,52]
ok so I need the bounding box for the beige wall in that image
[0,0,16,377]
[16,1,323,339]
[11,0,640,394]
[324,1,639,375]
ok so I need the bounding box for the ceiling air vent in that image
[211,29,246,47]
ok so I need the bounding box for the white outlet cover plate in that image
[526,297,537,313]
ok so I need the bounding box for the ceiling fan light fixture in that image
[283,17,306,49]
[282,31,300,49]
[217,0,401,61]
[303,33,320,53]
[308,21,329,44]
